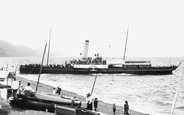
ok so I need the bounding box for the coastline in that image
[11,76,149,115]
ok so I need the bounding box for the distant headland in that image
[0,40,64,57]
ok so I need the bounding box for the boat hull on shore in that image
[10,94,106,115]
[10,94,80,112]
[10,98,55,112]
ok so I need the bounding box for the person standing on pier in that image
[112,103,116,115]
[94,98,98,111]
[124,101,129,115]
[86,93,92,110]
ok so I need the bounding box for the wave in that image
[175,106,184,110]
[155,100,172,106]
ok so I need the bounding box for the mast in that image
[47,28,51,66]
[170,73,183,115]
[90,74,98,96]
[123,27,129,61]
[35,43,47,93]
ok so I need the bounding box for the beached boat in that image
[10,93,81,112]
[10,93,107,115]
[10,97,55,112]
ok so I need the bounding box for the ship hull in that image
[19,66,177,75]
[10,93,80,112]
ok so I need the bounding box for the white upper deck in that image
[73,64,108,69]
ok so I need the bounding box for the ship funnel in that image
[82,40,89,59]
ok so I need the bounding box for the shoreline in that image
[14,76,149,115]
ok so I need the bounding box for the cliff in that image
[0,40,39,57]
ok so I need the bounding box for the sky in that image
[0,0,184,57]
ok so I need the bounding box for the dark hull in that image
[55,105,106,115]
[10,94,80,112]
[0,85,11,89]
[10,95,105,115]
[10,98,55,112]
[75,108,105,115]
[55,105,75,115]
[20,66,178,75]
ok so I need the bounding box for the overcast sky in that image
[0,0,183,57]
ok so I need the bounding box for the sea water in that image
[0,57,184,115]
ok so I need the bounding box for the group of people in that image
[113,101,129,115]
[11,78,34,98]
[85,93,98,111]
[85,93,129,114]
[52,85,62,95]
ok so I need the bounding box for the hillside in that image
[15,45,40,57]
[0,40,39,57]
[0,40,65,57]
